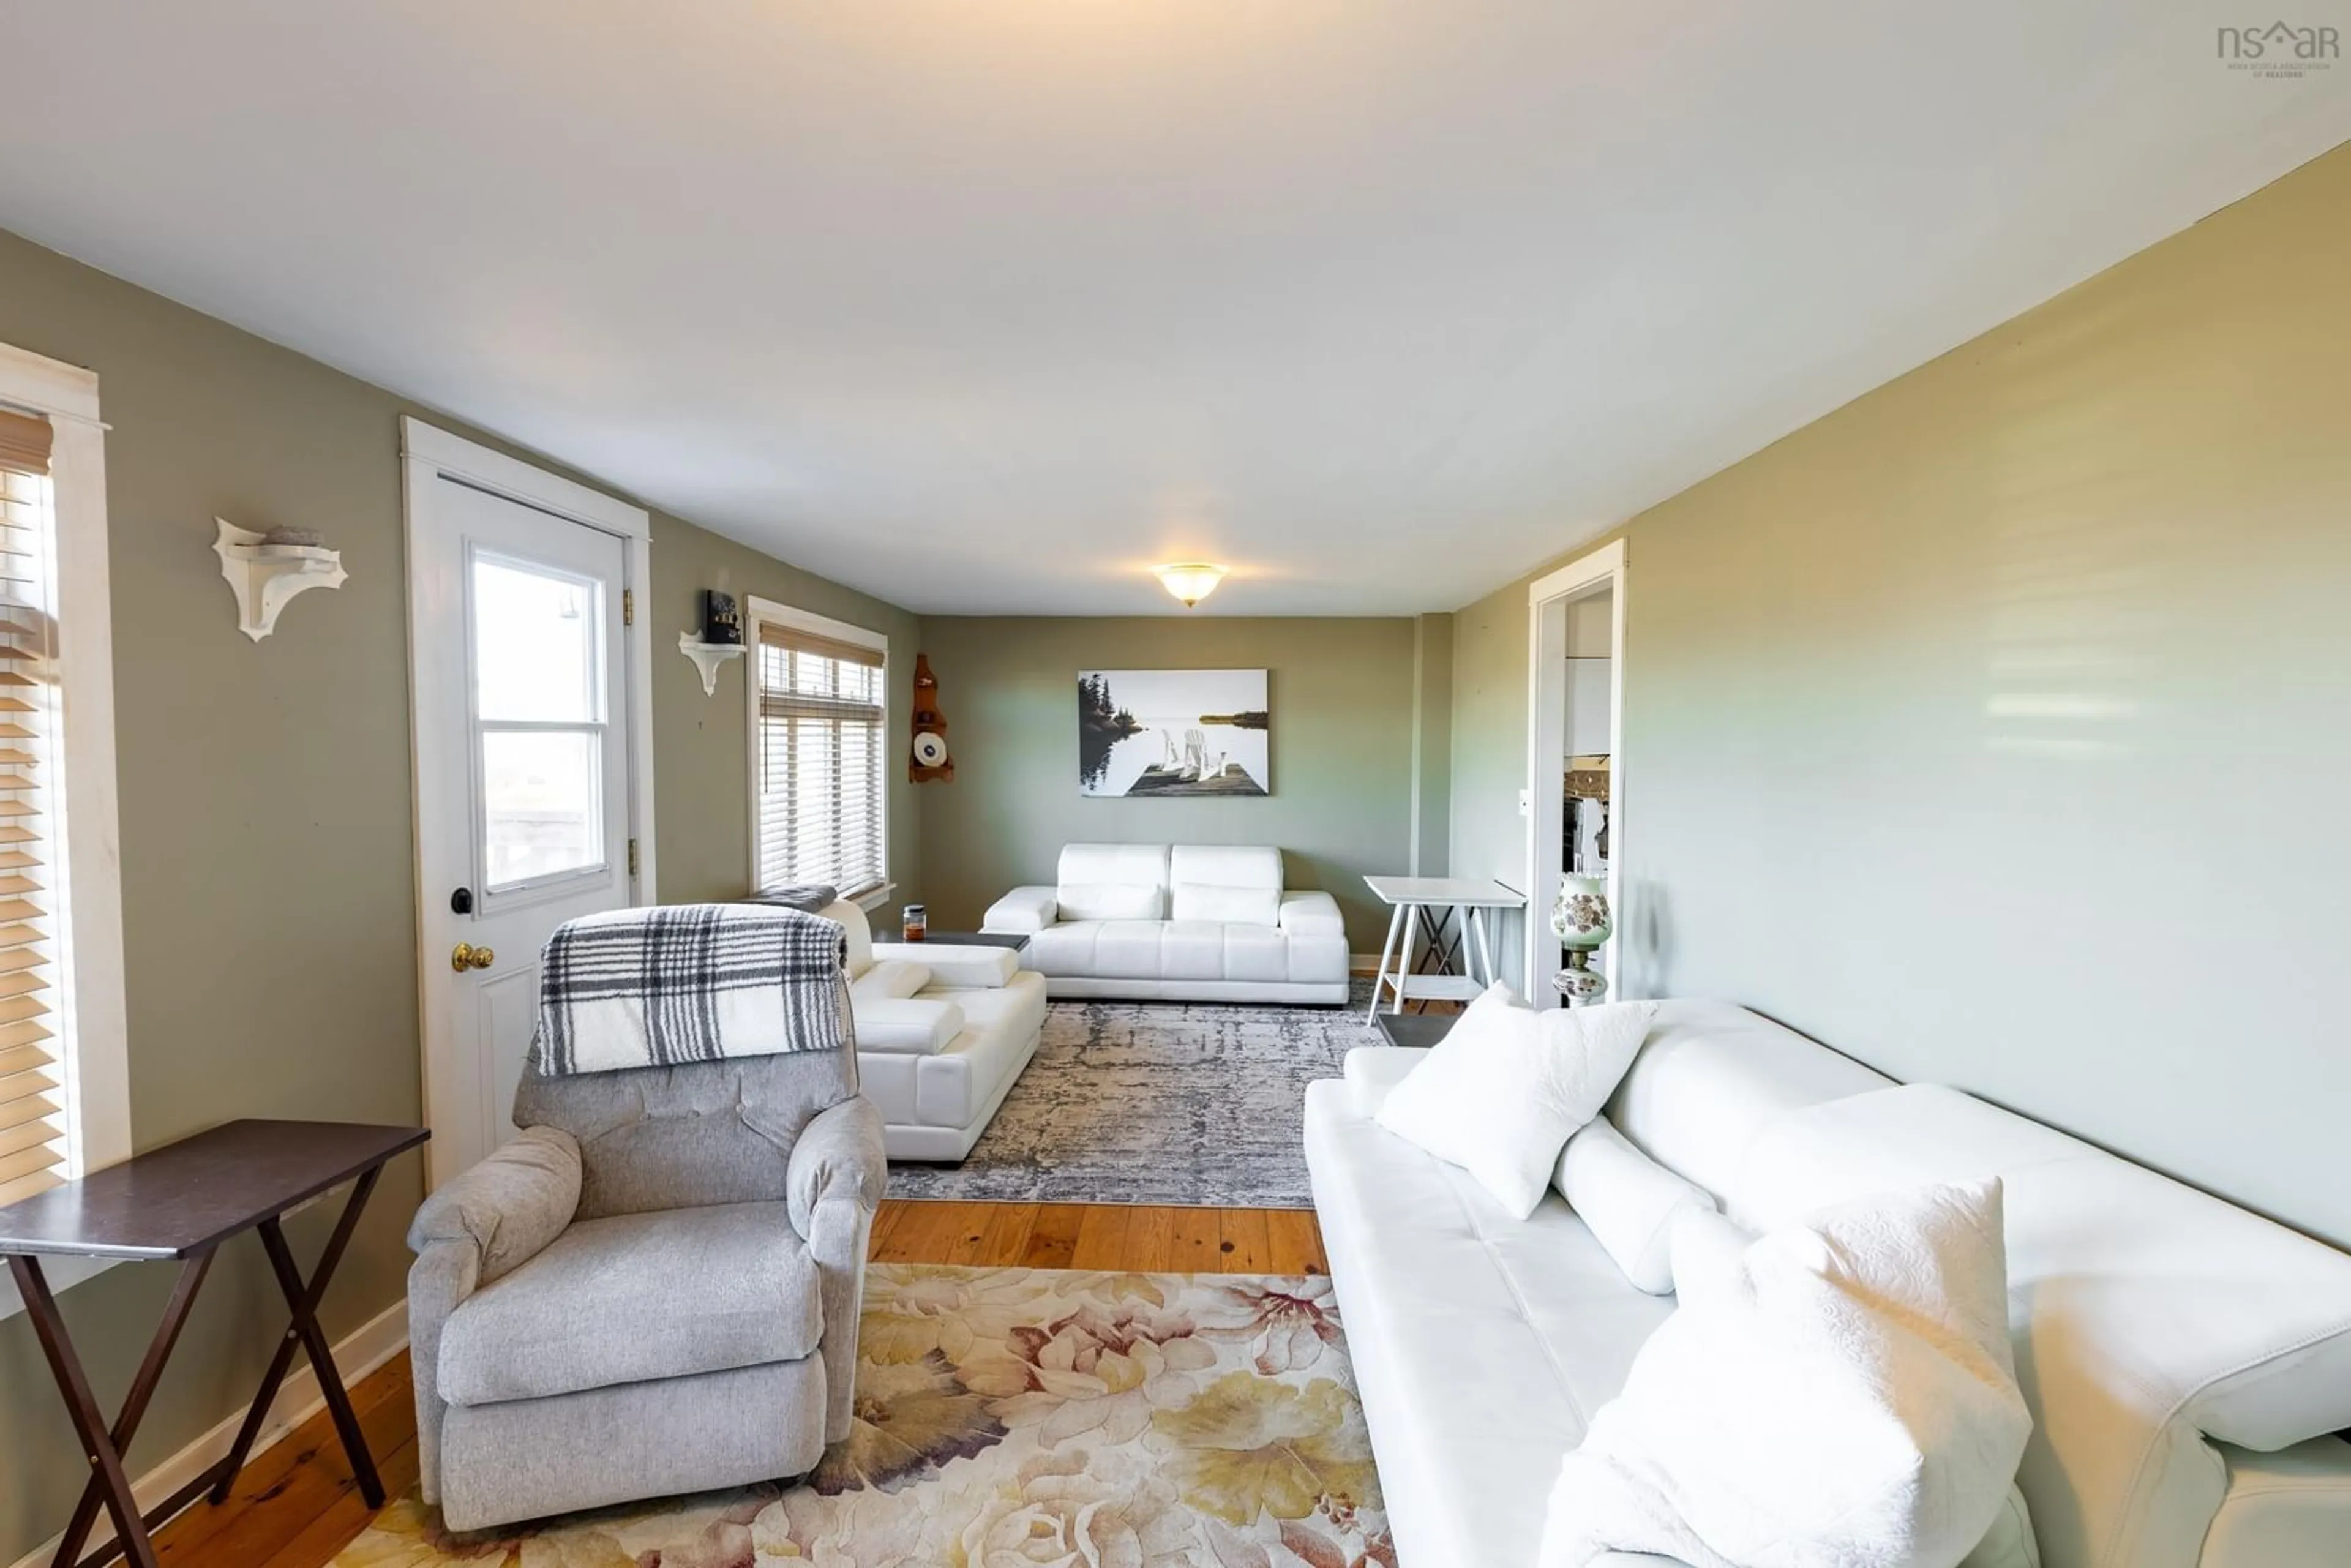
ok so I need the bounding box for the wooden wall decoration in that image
[909,652,954,782]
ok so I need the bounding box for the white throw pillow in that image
[1374,988,1659,1218]
[1540,1179,2031,1568]
[1169,880,1281,926]
[1056,882,1163,922]
[1554,1116,1718,1294]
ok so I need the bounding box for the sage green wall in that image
[648,520,922,906]
[1448,142,2351,1247]
[0,227,917,1564]
[914,617,1428,950]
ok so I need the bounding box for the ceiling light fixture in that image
[1153,562,1227,609]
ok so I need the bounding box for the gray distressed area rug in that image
[886,981,1387,1209]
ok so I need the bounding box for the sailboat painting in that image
[1078,669,1270,797]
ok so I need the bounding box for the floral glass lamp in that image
[1550,871,1612,1007]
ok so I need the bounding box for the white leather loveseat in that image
[1306,1000,2351,1568]
[819,898,1046,1161]
[982,843,1349,1004]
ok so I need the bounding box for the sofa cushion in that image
[1169,844,1283,891]
[1307,1079,1674,1568]
[1607,999,1896,1202]
[1729,1083,2351,1568]
[1058,841,1172,889]
[438,1200,821,1406]
[1171,881,1281,926]
[854,997,966,1054]
[850,959,930,1003]
[871,941,1019,988]
[1056,843,1170,921]
[1030,917,1343,986]
[1057,882,1164,922]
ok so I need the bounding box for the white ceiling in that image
[2,4,2344,616]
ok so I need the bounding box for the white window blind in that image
[754,617,885,899]
[0,407,67,1208]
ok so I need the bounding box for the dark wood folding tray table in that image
[0,1118,427,1568]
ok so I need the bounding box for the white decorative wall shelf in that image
[214,519,347,642]
[679,632,746,696]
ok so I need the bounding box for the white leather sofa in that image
[1306,1000,2351,1568]
[819,898,1046,1162]
[982,843,1349,1004]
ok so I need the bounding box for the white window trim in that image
[743,597,893,909]
[0,342,131,1318]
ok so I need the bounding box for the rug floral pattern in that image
[335,1264,1390,1568]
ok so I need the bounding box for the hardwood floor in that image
[133,1200,1325,1568]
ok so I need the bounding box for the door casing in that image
[400,417,657,1187]
[1524,538,1629,1006]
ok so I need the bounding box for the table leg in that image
[1367,904,1404,1024]
[37,1251,215,1568]
[215,1168,386,1510]
[1471,907,1496,988]
[7,1255,168,1568]
[1392,904,1420,1016]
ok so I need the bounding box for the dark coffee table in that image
[1372,1010,1457,1049]
[901,931,1031,951]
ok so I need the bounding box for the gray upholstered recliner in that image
[405,1037,884,1532]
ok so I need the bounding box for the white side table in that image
[1362,876,1526,1022]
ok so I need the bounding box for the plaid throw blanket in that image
[531,902,850,1076]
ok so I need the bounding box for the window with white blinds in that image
[0,407,69,1207]
[752,607,887,900]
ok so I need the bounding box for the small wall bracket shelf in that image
[214,519,347,642]
[678,632,746,696]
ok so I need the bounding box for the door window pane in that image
[474,557,599,723]
[482,730,604,887]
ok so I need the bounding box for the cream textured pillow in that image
[1540,1179,2031,1568]
[1554,1116,1718,1294]
[1374,988,1659,1218]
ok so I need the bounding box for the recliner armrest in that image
[1279,890,1347,939]
[407,1125,582,1287]
[404,1125,580,1506]
[786,1096,887,1446]
[983,885,1059,934]
[872,942,1019,988]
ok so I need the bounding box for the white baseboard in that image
[8,1300,410,1568]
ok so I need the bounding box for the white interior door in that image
[406,424,652,1185]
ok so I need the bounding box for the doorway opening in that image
[1523,539,1627,1007]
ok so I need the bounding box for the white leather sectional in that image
[1307,1000,2351,1568]
[820,898,1046,1161]
[983,843,1349,1004]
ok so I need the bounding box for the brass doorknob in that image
[450,942,496,973]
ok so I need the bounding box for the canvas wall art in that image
[1078,669,1269,796]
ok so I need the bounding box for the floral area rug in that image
[885,980,1384,1209]
[335,1263,1391,1568]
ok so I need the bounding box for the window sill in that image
[852,882,896,912]
[0,1253,119,1319]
